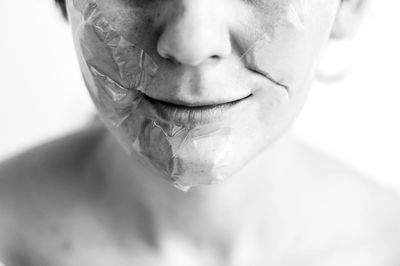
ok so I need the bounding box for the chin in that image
[138,127,231,187]
[134,121,268,191]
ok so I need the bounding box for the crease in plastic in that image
[286,0,308,31]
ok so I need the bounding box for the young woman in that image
[1,0,399,265]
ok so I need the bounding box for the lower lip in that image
[137,94,253,127]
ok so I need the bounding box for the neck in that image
[98,128,298,258]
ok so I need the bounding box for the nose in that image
[156,0,232,66]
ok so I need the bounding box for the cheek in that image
[240,0,338,98]
[67,0,159,93]
[67,0,159,130]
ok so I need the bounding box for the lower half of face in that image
[67,0,340,190]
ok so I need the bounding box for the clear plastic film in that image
[68,0,312,191]
[238,0,309,94]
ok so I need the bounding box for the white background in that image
[0,1,399,190]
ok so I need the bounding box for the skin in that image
[1,0,400,265]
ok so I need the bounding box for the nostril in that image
[164,54,181,65]
[157,49,180,64]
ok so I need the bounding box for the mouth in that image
[133,68,287,127]
[139,93,253,126]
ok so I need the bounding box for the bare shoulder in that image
[0,125,107,200]
[0,123,109,207]
[0,125,108,263]
[0,124,107,181]
[292,140,400,265]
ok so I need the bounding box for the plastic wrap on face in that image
[285,0,308,31]
[239,0,309,94]
[73,0,158,95]
[70,0,244,192]
[133,123,235,192]
[69,0,312,192]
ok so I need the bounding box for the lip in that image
[137,93,253,126]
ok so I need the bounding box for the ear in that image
[331,0,367,39]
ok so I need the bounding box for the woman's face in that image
[67,0,340,190]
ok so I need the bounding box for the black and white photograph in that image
[0,0,400,265]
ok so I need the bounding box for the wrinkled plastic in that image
[69,0,308,191]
